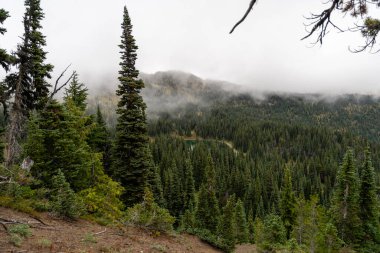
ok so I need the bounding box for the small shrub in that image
[79,175,124,224]
[9,233,23,247]
[9,224,32,237]
[83,233,97,244]
[38,238,52,248]
[151,244,167,252]
[125,188,175,232]
[51,170,85,219]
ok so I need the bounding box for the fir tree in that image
[112,6,151,206]
[279,164,296,239]
[235,198,249,243]
[63,72,88,111]
[6,0,52,167]
[51,169,84,219]
[0,9,12,71]
[359,148,380,246]
[331,149,362,245]
[195,184,220,232]
[87,106,112,173]
[183,159,196,211]
[21,0,53,110]
[217,194,237,251]
[25,100,97,191]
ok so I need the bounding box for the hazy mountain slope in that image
[87,71,380,142]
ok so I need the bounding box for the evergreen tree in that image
[217,194,237,251]
[331,149,362,245]
[279,164,296,239]
[20,0,53,110]
[183,159,195,211]
[358,148,380,247]
[63,72,88,111]
[50,169,84,219]
[112,6,151,206]
[235,198,249,243]
[195,184,220,232]
[25,101,96,191]
[0,9,12,71]
[87,106,112,173]
[6,0,52,167]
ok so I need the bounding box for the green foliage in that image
[9,233,23,247]
[8,224,32,247]
[83,232,97,244]
[195,184,220,232]
[37,238,52,248]
[0,8,11,71]
[255,214,287,251]
[331,149,362,245]
[25,101,101,191]
[50,170,84,219]
[358,148,380,246]
[9,224,32,237]
[64,72,88,111]
[125,188,175,232]
[87,105,112,173]
[280,164,296,239]
[112,6,151,206]
[217,194,236,251]
[235,199,249,243]
[17,0,53,110]
[316,222,343,253]
[79,175,124,224]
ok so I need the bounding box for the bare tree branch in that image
[53,64,71,95]
[301,0,341,44]
[230,0,258,34]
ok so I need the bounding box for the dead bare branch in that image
[230,0,258,34]
[301,0,341,44]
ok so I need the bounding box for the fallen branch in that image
[94,228,107,235]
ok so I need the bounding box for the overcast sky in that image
[1,0,380,94]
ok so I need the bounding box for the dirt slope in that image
[0,207,221,253]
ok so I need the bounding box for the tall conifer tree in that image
[279,165,296,239]
[359,148,380,246]
[113,6,151,206]
[331,149,362,245]
[6,0,52,167]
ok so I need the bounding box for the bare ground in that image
[0,207,221,253]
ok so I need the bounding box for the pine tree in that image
[51,169,84,219]
[6,0,52,167]
[235,199,249,243]
[195,184,220,232]
[331,149,362,245]
[21,0,53,110]
[112,6,151,206]
[87,106,112,173]
[63,72,88,111]
[217,194,237,251]
[195,152,220,232]
[279,164,296,239]
[0,9,12,71]
[25,100,97,191]
[183,159,195,211]
[359,148,380,246]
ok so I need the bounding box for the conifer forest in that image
[1,1,380,252]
